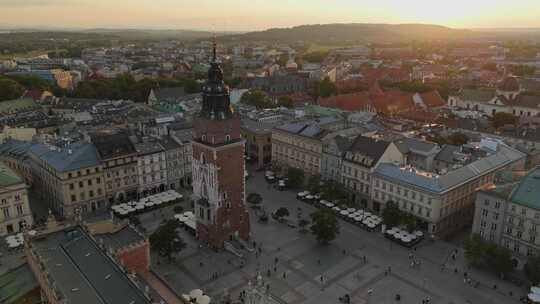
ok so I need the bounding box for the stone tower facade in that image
[192,42,250,249]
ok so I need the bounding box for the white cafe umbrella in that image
[347,213,357,218]
[532,286,540,295]
[367,223,376,229]
[415,231,424,237]
[529,293,540,303]
[401,236,412,243]
[332,206,341,211]
[354,216,363,222]
[189,289,204,298]
[325,202,334,208]
[347,208,356,213]
[305,195,313,200]
[340,210,349,215]
[196,295,211,304]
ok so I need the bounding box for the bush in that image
[173,205,184,213]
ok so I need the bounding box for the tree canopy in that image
[302,50,329,63]
[274,207,290,219]
[240,89,275,109]
[286,167,305,188]
[463,234,513,276]
[310,208,340,244]
[318,77,337,98]
[490,112,517,129]
[0,78,24,101]
[71,75,200,103]
[432,132,469,146]
[247,193,263,205]
[525,254,540,285]
[149,219,185,261]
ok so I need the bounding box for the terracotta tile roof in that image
[420,91,446,108]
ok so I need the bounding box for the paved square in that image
[148,170,527,304]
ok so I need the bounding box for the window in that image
[97,177,101,184]
[89,190,94,198]
[80,192,85,200]
[69,183,74,190]
[88,180,92,186]
[86,169,90,175]
[68,173,72,178]
[16,205,23,215]
[71,195,76,202]
[484,199,490,206]
[517,231,523,239]
[495,202,500,209]
[98,188,102,195]
[482,209,488,217]
[225,135,231,142]
[79,181,83,188]
[2,207,10,218]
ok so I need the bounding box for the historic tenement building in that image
[191,43,250,249]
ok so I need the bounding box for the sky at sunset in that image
[1,0,539,31]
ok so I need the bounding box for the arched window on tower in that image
[200,153,206,164]
[201,134,206,142]
[225,134,231,142]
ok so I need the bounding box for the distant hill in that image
[221,23,476,44]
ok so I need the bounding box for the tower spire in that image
[212,34,217,62]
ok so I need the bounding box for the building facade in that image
[372,144,526,236]
[241,119,274,169]
[133,138,168,196]
[472,168,540,267]
[0,162,33,236]
[192,45,250,249]
[321,136,351,182]
[29,143,107,219]
[91,132,139,204]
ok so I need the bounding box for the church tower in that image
[192,40,250,249]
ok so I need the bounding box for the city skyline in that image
[1,0,540,31]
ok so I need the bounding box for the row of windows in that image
[67,167,100,179]
[503,239,538,256]
[70,189,103,202]
[69,177,101,190]
[375,179,433,205]
[374,191,432,218]
[107,167,136,177]
[1,204,25,219]
[0,194,22,205]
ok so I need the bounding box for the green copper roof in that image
[0,162,23,187]
[510,167,540,210]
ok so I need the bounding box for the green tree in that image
[486,245,513,276]
[464,234,487,266]
[447,132,469,146]
[525,254,540,285]
[318,77,337,98]
[286,168,305,188]
[277,96,294,108]
[149,219,185,261]
[307,174,321,193]
[274,207,290,220]
[491,112,517,129]
[277,53,289,66]
[247,193,263,205]
[0,78,24,101]
[508,64,536,76]
[381,201,402,227]
[240,89,275,109]
[320,181,348,202]
[310,209,340,244]
[302,51,329,63]
[299,218,310,233]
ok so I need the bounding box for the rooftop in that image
[29,142,101,172]
[374,144,525,194]
[29,226,151,304]
[509,167,540,210]
[0,161,23,187]
[91,132,137,160]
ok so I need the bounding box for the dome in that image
[498,76,520,92]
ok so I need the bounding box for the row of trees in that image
[71,75,200,103]
[463,234,513,277]
[381,201,417,232]
[0,74,68,101]
[431,132,469,146]
[239,89,295,109]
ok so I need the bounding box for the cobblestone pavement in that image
[151,171,528,304]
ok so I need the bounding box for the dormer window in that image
[225,135,231,142]
[201,134,206,141]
